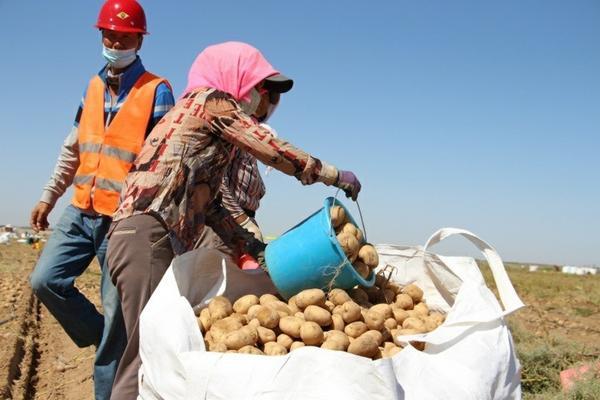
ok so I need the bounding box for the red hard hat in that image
[95,0,148,34]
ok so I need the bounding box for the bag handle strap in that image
[424,227,525,315]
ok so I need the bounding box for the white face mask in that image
[102,46,137,69]
[239,88,261,115]
[260,102,279,123]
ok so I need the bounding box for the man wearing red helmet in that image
[28,1,174,399]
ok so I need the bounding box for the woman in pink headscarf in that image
[105,41,360,399]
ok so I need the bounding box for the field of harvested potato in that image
[0,242,598,399]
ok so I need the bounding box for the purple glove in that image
[335,170,361,201]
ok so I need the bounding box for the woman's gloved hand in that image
[334,170,361,201]
[239,216,264,241]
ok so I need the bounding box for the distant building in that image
[562,265,598,275]
[529,265,539,272]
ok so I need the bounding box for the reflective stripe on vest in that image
[72,72,170,216]
[79,142,138,163]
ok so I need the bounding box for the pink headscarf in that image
[182,41,279,101]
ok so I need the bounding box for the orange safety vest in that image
[72,71,168,216]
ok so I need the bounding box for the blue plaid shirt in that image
[40,58,175,207]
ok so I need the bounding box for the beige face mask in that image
[239,88,261,115]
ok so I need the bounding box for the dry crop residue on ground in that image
[0,243,100,400]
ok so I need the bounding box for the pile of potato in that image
[330,205,379,279]
[197,275,445,359]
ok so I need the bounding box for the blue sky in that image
[0,1,598,266]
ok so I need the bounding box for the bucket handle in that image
[333,189,368,243]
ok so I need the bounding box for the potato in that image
[265,300,292,317]
[259,293,280,305]
[247,304,263,320]
[229,313,247,325]
[384,318,398,330]
[198,308,212,333]
[362,330,384,345]
[328,288,352,306]
[406,310,421,318]
[339,222,359,238]
[300,321,324,346]
[224,326,258,350]
[364,309,385,331]
[279,316,304,338]
[402,284,424,303]
[395,293,414,310]
[208,296,233,320]
[382,344,402,358]
[373,348,384,360]
[324,300,336,313]
[370,304,393,320]
[321,340,346,351]
[204,331,213,345]
[264,342,288,356]
[353,260,370,279]
[295,289,326,309]
[336,232,360,262]
[402,317,426,333]
[357,244,379,268]
[340,301,363,324]
[331,314,345,331]
[347,334,379,358]
[290,341,306,351]
[247,318,260,329]
[209,316,243,343]
[294,312,305,320]
[232,294,259,314]
[423,316,438,332]
[348,287,369,305]
[277,333,293,350]
[238,345,264,355]
[428,311,445,326]
[287,296,300,314]
[344,321,369,338]
[355,228,364,244]
[208,341,227,352]
[330,205,346,228]
[324,330,350,350]
[413,302,429,317]
[304,305,332,327]
[256,326,276,344]
[256,306,280,329]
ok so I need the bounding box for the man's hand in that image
[30,202,53,232]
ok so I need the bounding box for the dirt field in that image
[0,243,98,400]
[0,242,598,399]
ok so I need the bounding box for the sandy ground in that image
[0,243,98,400]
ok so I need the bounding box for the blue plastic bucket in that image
[265,197,375,299]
